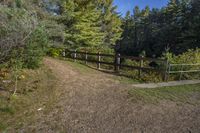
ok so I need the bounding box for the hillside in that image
[0,0,200,132]
[1,58,200,132]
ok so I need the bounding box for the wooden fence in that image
[168,63,200,80]
[62,49,169,81]
[59,48,200,81]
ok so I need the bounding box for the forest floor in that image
[1,57,200,133]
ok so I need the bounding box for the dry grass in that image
[128,84,200,104]
[1,57,200,133]
[0,65,57,131]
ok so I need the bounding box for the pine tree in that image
[64,0,105,48]
[100,0,122,47]
[133,6,140,49]
[118,11,134,54]
[181,0,200,51]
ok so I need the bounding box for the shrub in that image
[0,6,49,69]
[15,0,22,8]
[163,48,200,64]
[77,46,115,54]
[163,48,200,80]
[23,26,49,69]
[0,7,37,64]
[48,47,63,57]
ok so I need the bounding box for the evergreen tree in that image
[181,0,200,51]
[100,0,122,47]
[119,0,200,57]
[63,0,104,48]
[118,11,134,54]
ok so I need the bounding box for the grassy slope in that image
[128,84,200,104]
[62,58,139,84]
[57,59,200,105]
[1,58,199,131]
[63,59,200,105]
[0,65,57,131]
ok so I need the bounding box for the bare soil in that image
[7,58,200,133]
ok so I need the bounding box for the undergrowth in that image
[0,65,57,131]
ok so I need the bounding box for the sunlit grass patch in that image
[0,106,14,115]
[0,65,57,131]
[128,84,200,104]
[0,122,7,131]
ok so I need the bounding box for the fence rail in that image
[168,63,200,80]
[62,49,168,81]
[120,55,166,62]
[169,63,200,66]
[69,50,115,57]
[59,48,200,81]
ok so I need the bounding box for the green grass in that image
[0,106,14,114]
[59,58,140,84]
[69,61,97,74]
[128,84,200,104]
[0,65,57,132]
[0,123,7,131]
[58,57,98,74]
[114,76,139,84]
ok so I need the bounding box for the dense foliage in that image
[0,0,59,68]
[60,0,122,49]
[118,0,200,57]
[0,5,47,68]
[0,0,199,82]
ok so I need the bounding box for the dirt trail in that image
[13,58,200,133]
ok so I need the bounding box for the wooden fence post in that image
[115,53,120,72]
[164,59,169,81]
[179,64,184,80]
[62,49,66,57]
[74,50,77,62]
[97,52,101,69]
[139,56,144,78]
[85,51,88,65]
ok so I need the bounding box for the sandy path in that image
[13,58,200,133]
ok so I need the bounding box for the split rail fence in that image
[168,63,200,80]
[60,49,200,81]
[62,49,169,81]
